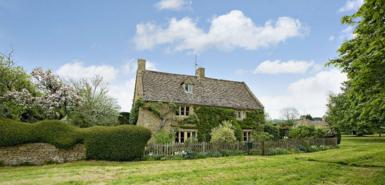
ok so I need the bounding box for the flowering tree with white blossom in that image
[30,68,81,119]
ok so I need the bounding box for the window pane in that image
[181,107,185,115]
[175,132,179,143]
[180,131,185,143]
[186,106,189,116]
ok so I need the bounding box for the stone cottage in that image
[133,59,264,143]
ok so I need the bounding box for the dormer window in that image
[183,84,193,93]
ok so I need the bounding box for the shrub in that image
[182,150,197,159]
[251,130,273,142]
[296,145,329,153]
[264,124,280,140]
[118,112,130,124]
[33,120,82,149]
[84,125,151,161]
[153,129,174,144]
[289,126,327,139]
[210,121,237,145]
[0,119,35,146]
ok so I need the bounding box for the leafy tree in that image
[251,125,273,155]
[289,126,325,139]
[210,121,237,145]
[118,112,130,124]
[0,53,37,96]
[0,53,40,121]
[327,0,385,136]
[69,76,120,127]
[263,123,280,140]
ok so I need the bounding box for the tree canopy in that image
[326,0,385,136]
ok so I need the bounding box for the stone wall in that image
[0,143,86,166]
[137,104,196,135]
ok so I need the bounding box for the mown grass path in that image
[0,136,384,185]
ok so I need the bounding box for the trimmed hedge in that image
[84,125,151,161]
[33,120,82,149]
[0,119,151,161]
[0,119,35,146]
[0,119,82,149]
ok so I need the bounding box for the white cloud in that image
[56,60,158,112]
[339,0,363,12]
[56,61,118,82]
[260,69,347,119]
[109,78,136,111]
[254,60,314,74]
[156,0,191,11]
[328,35,335,41]
[134,10,305,53]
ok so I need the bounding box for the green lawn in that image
[1,136,384,185]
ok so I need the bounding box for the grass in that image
[0,136,384,185]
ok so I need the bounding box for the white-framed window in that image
[183,84,193,93]
[175,129,198,143]
[243,129,252,142]
[236,111,246,120]
[176,106,190,116]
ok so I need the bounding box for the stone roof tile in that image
[141,70,263,110]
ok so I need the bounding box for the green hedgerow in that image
[84,125,151,161]
[33,120,82,149]
[0,119,36,146]
[0,119,152,161]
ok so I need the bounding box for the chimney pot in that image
[137,59,146,72]
[196,67,205,79]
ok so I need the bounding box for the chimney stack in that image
[196,67,205,79]
[137,59,146,72]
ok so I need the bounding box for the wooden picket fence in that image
[144,137,338,156]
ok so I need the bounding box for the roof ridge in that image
[144,70,244,84]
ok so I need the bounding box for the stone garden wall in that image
[0,143,85,166]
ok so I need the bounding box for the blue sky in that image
[0,0,362,118]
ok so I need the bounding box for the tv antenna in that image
[194,54,198,70]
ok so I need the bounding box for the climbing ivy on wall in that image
[130,100,265,142]
[143,101,177,130]
[182,106,265,142]
[130,99,177,129]
[238,109,265,129]
[193,106,237,142]
[129,98,144,124]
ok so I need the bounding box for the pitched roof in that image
[141,70,263,110]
